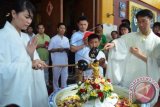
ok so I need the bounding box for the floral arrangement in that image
[76,77,113,103]
[115,97,140,107]
[57,95,82,107]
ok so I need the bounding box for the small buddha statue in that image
[90,60,100,78]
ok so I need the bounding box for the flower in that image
[45,41,49,48]
[107,78,111,83]
[79,89,87,93]
[76,77,113,103]
[90,91,97,97]
[98,91,104,98]
[101,78,105,83]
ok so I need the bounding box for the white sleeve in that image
[110,36,128,60]
[33,50,40,60]
[65,38,70,49]
[147,57,160,106]
[147,43,160,82]
[70,33,78,46]
[48,38,55,50]
[106,37,128,84]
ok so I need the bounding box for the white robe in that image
[106,31,160,106]
[0,22,33,107]
[21,33,49,107]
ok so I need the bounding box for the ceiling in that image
[140,0,160,10]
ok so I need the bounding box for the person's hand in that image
[58,48,64,52]
[130,47,147,62]
[27,37,38,60]
[99,58,105,67]
[130,47,143,58]
[103,42,115,50]
[32,59,47,70]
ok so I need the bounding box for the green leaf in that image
[88,96,97,100]
[100,96,104,102]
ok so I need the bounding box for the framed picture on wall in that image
[157,16,160,22]
[119,2,126,18]
[129,1,157,32]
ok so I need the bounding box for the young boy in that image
[48,23,70,93]
[82,33,107,79]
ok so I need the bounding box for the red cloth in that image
[83,31,94,40]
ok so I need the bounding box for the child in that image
[48,23,70,93]
[111,31,119,40]
[82,33,107,79]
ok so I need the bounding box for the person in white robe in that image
[0,21,33,107]
[82,34,107,79]
[130,41,160,107]
[0,0,47,107]
[48,23,70,92]
[104,9,160,106]
[22,33,48,107]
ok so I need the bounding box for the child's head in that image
[83,31,94,45]
[95,24,103,35]
[119,23,131,36]
[121,19,130,26]
[111,31,118,39]
[153,22,160,34]
[77,16,88,32]
[88,33,100,48]
[57,23,66,35]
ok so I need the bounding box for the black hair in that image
[88,33,100,42]
[7,0,35,22]
[5,104,19,107]
[153,22,160,28]
[93,59,98,63]
[37,23,44,28]
[27,26,34,31]
[136,9,153,19]
[95,24,103,29]
[13,0,35,16]
[111,31,118,35]
[121,19,130,26]
[119,23,131,35]
[57,22,66,28]
[77,16,88,23]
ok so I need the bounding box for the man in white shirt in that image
[70,16,89,81]
[48,23,70,92]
